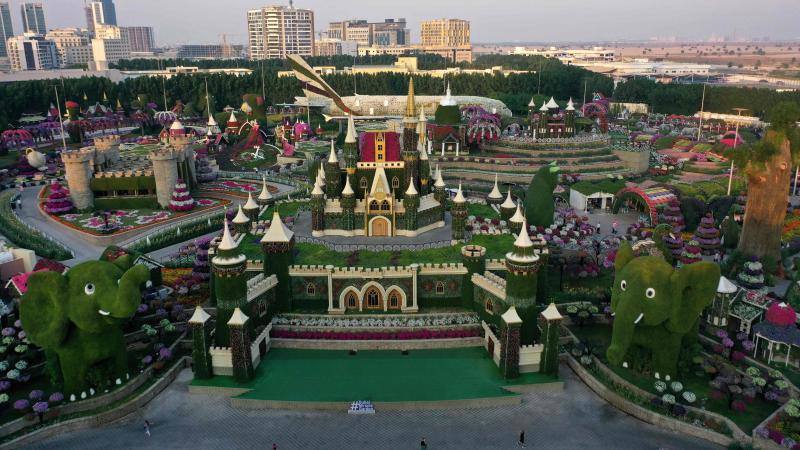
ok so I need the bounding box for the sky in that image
[5,0,800,46]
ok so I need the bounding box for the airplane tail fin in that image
[288,55,358,115]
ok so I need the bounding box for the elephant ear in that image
[666,261,720,334]
[19,271,69,349]
[615,241,635,271]
[110,254,134,272]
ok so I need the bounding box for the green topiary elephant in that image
[525,161,560,227]
[606,242,720,378]
[20,257,150,394]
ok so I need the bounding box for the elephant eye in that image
[620,280,627,291]
[84,283,96,295]
[645,288,656,299]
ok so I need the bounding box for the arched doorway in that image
[344,291,358,310]
[369,216,390,237]
[387,289,402,310]
[364,286,382,310]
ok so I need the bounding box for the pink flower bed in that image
[271,328,480,341]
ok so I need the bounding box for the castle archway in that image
[368,216,391,237]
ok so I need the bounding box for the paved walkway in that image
[32,367,718,450]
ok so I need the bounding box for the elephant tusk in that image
[611,312,615,317]
[634,313,644,324]
[98,309,111,316]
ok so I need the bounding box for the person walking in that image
[596,223,601,235]
[612,221,618,235]
[144,420,151,437]
[420,437,428,449]
[518,430,526,447]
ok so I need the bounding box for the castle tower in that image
[228,308,255,382]
[451,182,467,241]
[343,114,359,189]
[416,106,428,150]
[433,165,447,222]
[500,189,516,221]
[61,149,95,210]
[402,78,419,191]
[212,218,247,347]
[537,101,549,139]
[261,210,295,313]
[403,177,419,232]
[509,201,525,234]
[418,129,431,196]
[461,244,486,309]
[243,192,260,222]
[565,98,576,137]
[341,176,356,231]
[188,306,213,379]
[486,174,503,206]
[310,180,326,236]
[324,140,341,199]
[527,97,537,132]
[232,204,251,234]
[257,174,273,207]
[149,147,180,208]
[505,216,544,343]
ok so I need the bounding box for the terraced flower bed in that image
[201,179,279,197]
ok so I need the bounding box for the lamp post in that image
[696,84,706,142]
[727,108,748,196]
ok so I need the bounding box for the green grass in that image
[467,203,498,218]
[262,201,307,220]
[192,347,555,402]
[570,323,778,433]
[0,151,20,169]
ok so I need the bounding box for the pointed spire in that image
[440,82,457,106]
[453,182,466,203]
[217,218,238,251]
[405,177,418,196]
[510,201,525,223]
[528,96,537,107]
[258,175,272,201]
[311,178,324,196]
[418,105,427,122]
[261,210,294,243]
[342,176,354,196]
[328,139,338,164]
[244,192,259,210]
[501,189,515,209]
[539,100,549,112]
[434,164,445,188]
[566,97,575,111]
[232,204,250,224]
[488,174,503,199]
[188,305,211,324]
[317,165,326,182]
[345,113,357,143]
[405,77,416,118]
[513,217,534,248]
[227,307,249,326]
[546,96,559,109]
[419,141,428,160]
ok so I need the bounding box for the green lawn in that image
[192,347,555,402]
[570,323,778,433]
[467,203,499,219]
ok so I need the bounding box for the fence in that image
[295,235,453,252]
[121,207,225,250]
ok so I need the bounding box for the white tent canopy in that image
[569,189,615,212]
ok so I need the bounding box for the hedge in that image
[90,176,156,192]
[126,212,224,254]
[0,191,72,260]
[94,196,159,210]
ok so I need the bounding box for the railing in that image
[295,235,453,252]
[6,192,74,259]
[121,207,224,249]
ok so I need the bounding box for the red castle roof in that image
[359,131,401,163]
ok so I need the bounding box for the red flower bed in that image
[271,328,480,341]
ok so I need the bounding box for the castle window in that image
[370,200,379,211]
[380,200,390,211]
[345,292,357,309]
[306,283,315,296]
[389,291,400,309]
[435,282,445,295]
[485,299,494,314]
[360,177,368,189]
[365,287,381,309]
[377,153,384,161]
[258,298,267,317]
[391,177,399,189]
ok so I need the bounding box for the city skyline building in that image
[176,44,245,60]
[0,2,13,58]
[247,5,315,60]
[326,18,409,47]
[46,27,93,67]
[6,32,58,70]
[418,18,471,63]
[20,2,46,35]
[123,26,154,53]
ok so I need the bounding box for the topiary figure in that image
[606,241,720,378]
[720,216,740,249]
[19,257,150,394]
[524,162,560,228]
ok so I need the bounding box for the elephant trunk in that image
[606,304,641,366]
[112,265,150,319]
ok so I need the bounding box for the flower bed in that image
[201,179,279,197]
[272,312,480,329]
[757,399,800,449]
[271,328,481,341]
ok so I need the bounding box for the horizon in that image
[0,0,797,46]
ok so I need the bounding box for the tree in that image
[728,102,800,262]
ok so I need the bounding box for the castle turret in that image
[232,204,251,234]
[500,189,516,221]
[509,201,525,234]
[537,100,549,138]
[486,174,503,206]
[212,218,247,346]
[565,97,576,137]
[310,180,326,236]
[433,164,446,204]
[402,78,419,191]
[257,174,273,207]
[451,182,467,241]
[261,210,295,312]
[149,147,181,208]
[61,149,95,210]
[527,97,537,131]
[418,129,431,196]
[461,244,486,309]
[505,216,544,343]
[340,176,356,231]
[324,140,341,198]
[343,114,358,188]
[403,177,419,231]
[243,192,260,222]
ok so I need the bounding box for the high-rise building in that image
[177,44,245,60]
[6,32,59,70]
[0,2,13,58]
[327,18,409,47]
[247,5,314,60]
[419,19,472,63]
[122,26,154,53]
[20,3,46,35]
[91,24,130,69]
[314,38,342,56]
[46,28,93,67]
[85,0,117,35]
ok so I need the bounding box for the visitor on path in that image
[420,437,428,449]
[596,223,601,235]
[272,444,277,450]
[144,420,151,437]
[612,221,618,234]
[518,430,526,447]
